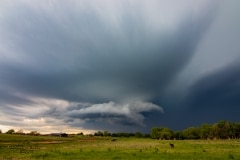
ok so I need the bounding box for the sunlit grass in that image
[0,134,240,159]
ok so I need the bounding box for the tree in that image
[111,133,118,137]
[94,131,103,136]
[182,127,200,139]
[151,127,174,140]
[135,132,143,138]
[16,129,24,135]
[142,134,150,138]
[233,122,240,139]
[212,120,232,139]
[117,132,131,137]
[6,129,15,134]
[174,131,184,140]
[159,128,174,140]
[151,127,161,139]
[29,131,40,136]
[77,132,84,136]
[0,129,2,134]
[103,130,109,137]
[199,124,212,139]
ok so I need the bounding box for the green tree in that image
[16,129,24,135]
[212,120,232,139]
[6,129,15,134]
[151,127,161,139]
[173,131,184,140]
[182,127,200,139]
[103,130,109,137]
[159,128,173,140]
[94,131,103,136]
[151,127,174,140]
[199,124,212,139]
[77,132,84,136]
[233,122,240,139]
[29,131,40,136]
[135,132,143,138]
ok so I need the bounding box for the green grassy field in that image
[0,134,240,160]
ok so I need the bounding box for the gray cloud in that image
[185,60,240,110]
[67,101,163,125]
[1,0,233,133]
[0,1,215,102]
[162,60,240,128]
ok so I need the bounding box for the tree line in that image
[1,120,240,139]
[0,129,40,136]
[151,120,240,140]
[93,130,150,138]
[93,120,240,139]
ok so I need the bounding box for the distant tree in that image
[114,132,134,137]
[151,127,161,139]
[16,129,24,135]
[103,130,110,137]
[150,120,240,140]
[142,134,150,138]
[233,122,240,139]
[60,133,68,137]
[6,129,15,134]
[111,133,118,137]
[151,127,174,140]
[227,122,235,139]
[182,127,200,139]
[77,132,84,136]
[94,131,103,136]
[159,128,174,140]
[135,132,143,138]
[29,131,40,136]
[173,131,184,140]
[212,120,232,139]
[117,132,128,137]
[129,133,135,137]
[0,129,2,134]
[199,124,212,139]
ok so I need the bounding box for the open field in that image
[0,134,240,160]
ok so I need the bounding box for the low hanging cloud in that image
[68,101,163,126]
[0,94,163,132]
[0,0,220,132]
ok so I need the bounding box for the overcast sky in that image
[0,0,240,134]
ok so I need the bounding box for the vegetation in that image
[1,120,240,159]
[90,120,240,140]
[5,129,15,134]
[151,120,240,140]
[0,134,240,160]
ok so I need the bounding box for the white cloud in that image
[68,101,163,126]
[0,95,163,133]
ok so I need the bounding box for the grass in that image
[0,134,240,160]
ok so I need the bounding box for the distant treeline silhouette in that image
[150,120,240,140]
[95,120,240,139]
[1,120,240,140]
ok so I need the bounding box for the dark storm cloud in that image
[159,60,240,129]
[185,61,240,111]
[0,90,31,106]
[0,0,222,132]
[0,1,215,103]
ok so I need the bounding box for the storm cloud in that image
[183,61,240,120]
[0,0,239,133]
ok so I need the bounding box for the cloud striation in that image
[1,0,239,133]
